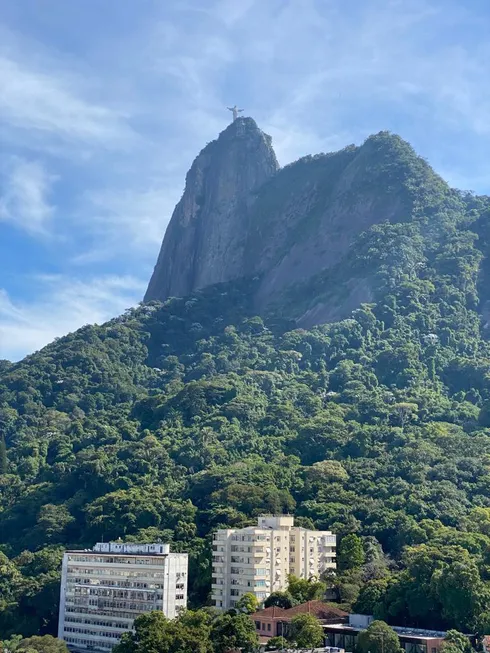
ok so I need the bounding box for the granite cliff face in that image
[145,118,278,302]
[145,119,451,325]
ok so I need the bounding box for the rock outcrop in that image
[144,118,278,302]
[145,121,450,325]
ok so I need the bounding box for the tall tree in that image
[338,534,366,571]
[264,591,295,609]
[17,636,69,653]
[0,435,7,474]
[357,621,402,653]
[113,610,213,653]
[210,612,258,653]
[288,614,324,650]
[287,575,326,604]
[440,631,473,653]
[235,593,260,615]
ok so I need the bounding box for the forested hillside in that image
[3,135,490,638]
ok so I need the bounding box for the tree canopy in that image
[2,179,490,636]
[357,621,402,653]
[288,613,324,649]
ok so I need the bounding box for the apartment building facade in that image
[212,515,336,610]
[58,542,188,652]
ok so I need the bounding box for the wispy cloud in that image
[0,157,55,236]
[72,186,179,264]
[0,33,134,153]
[0,275,146,361]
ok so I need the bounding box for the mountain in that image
[146,120,453,326]
[145,118,279,302]
[3,126,490,639]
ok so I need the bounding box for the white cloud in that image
[0,275,146,361]
[72,186,180,264]
[0,158,55,236]
[0,43,134,152]
[187,0,490,163]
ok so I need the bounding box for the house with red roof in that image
[251,601,349,641]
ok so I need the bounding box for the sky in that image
[1,0,490,361]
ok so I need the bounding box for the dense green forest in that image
[3,138,490,639]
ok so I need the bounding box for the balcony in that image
[213,533,227,542]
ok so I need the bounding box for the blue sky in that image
[1,0,490,361]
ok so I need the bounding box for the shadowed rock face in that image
[144,118,279,302]
[145,121,449,326]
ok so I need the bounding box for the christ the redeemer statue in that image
[227,105,244,121]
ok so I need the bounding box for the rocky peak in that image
[145,125,450,327]
[144,118,279,302]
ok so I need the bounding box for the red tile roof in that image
[251,601,348,623]
[251,606,288,619]
[282,601,348,622]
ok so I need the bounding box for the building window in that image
[267,623,271,632]
[255,622,261,630]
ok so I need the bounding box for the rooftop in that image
[67,542,174,556]
[252,606,288,619]
[214,514,335,535]
[283,601,348,621]
[252,602,348,623]
[324,624,447,641]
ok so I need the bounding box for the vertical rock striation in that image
[145,123,451,327]
[144,118,279,302]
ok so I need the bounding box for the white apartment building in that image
[58,542,188,652]
[212,515,336,610]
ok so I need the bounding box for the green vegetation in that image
[338,533,366,571]
[0,635,68,653]
[287,575,327,604]
[235,593,260,615]
[264,591,295,609]
[112,609,258,653]
[265,636,288,650]
[440,630,474,653]
[288,612,324,649]
[2,137,490,642]
[357,620,402,653]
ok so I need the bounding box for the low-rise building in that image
[212,515,336,609]
[252,608,452,653]
[323,614,448,653]
[58,542,188,652]
[251,601,348,640]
